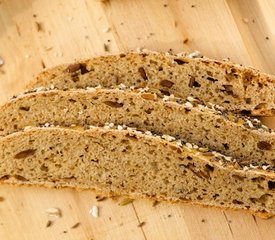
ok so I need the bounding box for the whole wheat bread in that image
[2,87,274,167]
[26,51,275,116]
[0,125,274,218]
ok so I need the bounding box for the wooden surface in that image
[0,0,274,239]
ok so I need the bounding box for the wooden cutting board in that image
[0,0,274,239]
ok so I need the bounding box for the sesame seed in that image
[262,165,269,170]
[89,206,99,218]
[185,102,193,109]
[187,96,195,102]
[186,142,193,148]
[187,50,201,58]
[117,125,123,130]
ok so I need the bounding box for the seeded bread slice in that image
[2,87,275,167]
[26,51,275,116]
[0,126,274,218]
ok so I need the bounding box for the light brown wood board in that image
[0,0,274,239]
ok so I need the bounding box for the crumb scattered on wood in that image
[33,14,37,18]
[191,4,196,8]
[102,27,110,33]
[67,16,73,22]
[46,220,53,228]
[163,4,168,7]
[0,57,4,67]
[41,60,46,68]
[89,205,99,218]
[174,21,178,27]
[183,38,189,44]
[71,222,81,229]
[15,23,21,36]
[96,195,106,202]
[242,18,249,24]
[35,21,43,32]
[201,219,206,223]
[266,36,269,40]
[138,221,146,227]
[168,214,172,218]
[45,207,62,218]
[44,46,53,51]
[104,43,110,52]
[119,198,134,206]
[63,230,67,234]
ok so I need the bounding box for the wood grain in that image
[0,0,274,239]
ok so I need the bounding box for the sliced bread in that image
[2,87,274,167]
[0,125,274,218]
[25,51,275,116]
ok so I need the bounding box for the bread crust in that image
[26,51,275,116]
[0,126,274,217]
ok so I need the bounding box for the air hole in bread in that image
[207,77,218,82]
[205,164,214,172]
[19,106,30,111]
[0,175,10,181]
[268,181,275,190]
[145,108,153,114]
[188,76,201,87]
[232,199,243,205]
[40,164,49,172]
[14,149,36,159]
[240,110,251,115]
[91,159,99,163]
[222,84,234,95]
[223,143,229,150]
[79,64,89,74]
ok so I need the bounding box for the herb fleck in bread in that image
[0,126,274,218]
[26,51,275,116]
[2,87,274,167]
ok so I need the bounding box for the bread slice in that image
[0,125,274,217]
[25,51,275,116]
[2,87,274,167]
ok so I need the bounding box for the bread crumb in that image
[0,196,5,202]
[138,221,146,227]
[102,27,110,33]
[45,207,62,218]
[35,21,43,32]
[104,43,110,52]
[0,56,4,66]
[46,220,53,228]
[67,16,73,22]
[71,222,81,229]
[243,18,249,24]
[89,206,99,218]
[183,38,189,44]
